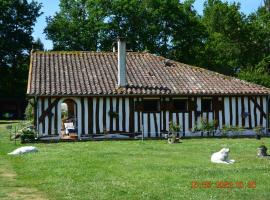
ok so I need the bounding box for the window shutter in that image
[135,102,144,111]
[160,102,173,110]
[213,97,223,110]
[188,99,196,111]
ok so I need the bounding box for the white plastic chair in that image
[64,122,75,134]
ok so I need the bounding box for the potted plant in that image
[191,122,201,135]
[221,125,238,137]
[205,120,217,136]
[191,119,203,136]
[200,118,208,136]
[168,121,181,144]
[194,118,217,137]
[221,125,229,137]
[231,126,245,138]
[20,126,36,143]
[257,144,267,157]
[254,126,263,140]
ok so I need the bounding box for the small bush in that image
[192,118,217,136]
[168,121,181,144]
[2,112,14,119]
[21,127,36,143]
[221,125,245,137]
[254,126,264,135]
[24,100,34,123]
[169,121,181,133]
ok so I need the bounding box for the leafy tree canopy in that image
[0,0,42,97]
[45,0,205,64]
[238,55,270,88]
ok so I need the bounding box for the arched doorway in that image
[61,99,77,138]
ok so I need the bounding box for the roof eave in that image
[26,92,270,98]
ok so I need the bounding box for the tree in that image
[238,55,270,88]
[33,38,44,51]
[201,0,247,75]
[45,0,109,51]
[164,0,207,64]
[237,2,270,88]
[45,0,205,64]
[244,7,270,68]
[0,0,42,97]
[264,0,270,12]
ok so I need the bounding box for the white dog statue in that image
[8,146,38,155]
[211,148,235,164]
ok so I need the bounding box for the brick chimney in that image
[117,38,126,87]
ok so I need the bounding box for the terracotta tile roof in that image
[27,51,270,96]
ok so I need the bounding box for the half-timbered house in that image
[26,39,270,139]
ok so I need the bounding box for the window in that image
[201,99,212,112]
[142,100,159,112]
[172,99,188,112]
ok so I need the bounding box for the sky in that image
[32,0,264,50]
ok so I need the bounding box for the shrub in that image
[21,127,36,143]
[2,112,13,119]
[168,121,181,144]
[221,125,244,137]
[24,100,34,123]
[254,126,264,135]
[192,118,217,136]
[169,121,181,133]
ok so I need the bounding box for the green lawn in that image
[1,121,270,200]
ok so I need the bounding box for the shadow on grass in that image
[0,121,20,125]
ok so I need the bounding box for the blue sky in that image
[32,0,264,50]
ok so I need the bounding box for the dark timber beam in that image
[33,97,37,128]
[38,98,60,123]
[250,97,267,119]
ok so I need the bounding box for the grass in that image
[1,121,270,200]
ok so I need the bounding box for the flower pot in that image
[257,146,267,157]
[168,133,176,144]
[168,138,174,144]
